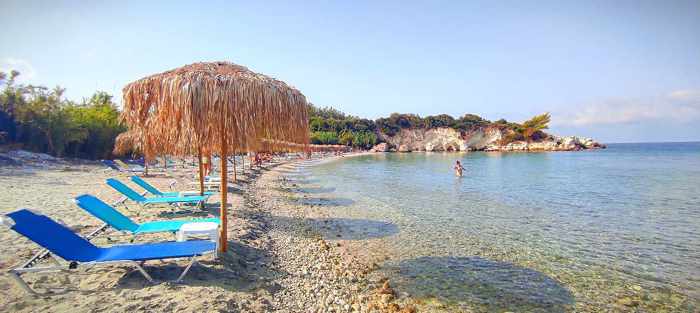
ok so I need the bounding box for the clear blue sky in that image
[1,0,699,143]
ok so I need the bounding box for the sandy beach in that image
[0,153,419,313]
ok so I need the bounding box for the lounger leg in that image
[49,255,62,266]
[175,257,197,283]
[132,262,154,282]
[9,271,37,296]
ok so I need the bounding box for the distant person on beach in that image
[454,160,464,177]
[202,155,211,177]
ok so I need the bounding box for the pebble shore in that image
[0,154,417,312]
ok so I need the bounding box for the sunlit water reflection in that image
[306,143,699,311]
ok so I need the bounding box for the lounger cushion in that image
[5,209,216,263]
[142,195,208,204]
[135,218,220,234]
[96,240,216,262]
[131,175,214,197]
[7,209,101,262]
[75,194,219,234]
[107,178,209,204]
[74,194,139,232]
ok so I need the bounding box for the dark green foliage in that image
[65,92,125,158]
[423,114,455,128]
[308,102,553,149]
[452,114,490,131]
[307,103,349,120]
[351,131,377,149]
[496,113,551,145]
[376,113,424,135]
[520,112,551,142]
[307,103,379,148]
[0,71,125,159]
[310,131,339,145]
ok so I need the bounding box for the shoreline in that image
[3,150,694,312]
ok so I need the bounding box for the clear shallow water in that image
[304,143,700,311]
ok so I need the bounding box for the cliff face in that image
[373,127,604,152]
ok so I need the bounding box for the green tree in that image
[351,131,377,149]
[423,114,455,128]
[310,131,339,145]
[453,114,490,131]
[520,112,551,142]
[12,85,87,155]
[338,130,354,146]
[66,92,125,158]
[1,71,125,159]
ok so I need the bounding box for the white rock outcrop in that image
[376,127,604,152]
[370,143,389,152]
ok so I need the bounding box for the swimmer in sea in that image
[454,160,464,177]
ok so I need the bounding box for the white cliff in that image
[372,127,604,152]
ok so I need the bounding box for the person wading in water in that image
[454,160,465,177]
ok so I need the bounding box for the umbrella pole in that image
[232,155,237,182]
[219,138,228,253]
[197,148,204,196]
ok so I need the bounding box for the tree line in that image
[308,103,551,147]
[0,71,125,159]
[307,104,378,148]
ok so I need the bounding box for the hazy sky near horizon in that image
[1,0,699,143]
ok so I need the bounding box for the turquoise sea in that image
[302,142,700,311]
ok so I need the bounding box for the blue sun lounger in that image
[101,160,122,171]
[0,209,216,295]
[130,176,215,197]
[106,178,209,208]
[74,194,219,238]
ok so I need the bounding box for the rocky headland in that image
[371,126,605,152]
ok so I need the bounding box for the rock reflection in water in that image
[299,197,355,207]
[273,216,399,240]
[387,256,574,312]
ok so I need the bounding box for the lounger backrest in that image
[5,209,101,262]
[74,194,139,232]
[101,160,121,171]
[115,159,143,170]
[106,178,146,202]
[130,176,163,196]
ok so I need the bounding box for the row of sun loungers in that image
[5,154,309,296]
[1,175,221,296]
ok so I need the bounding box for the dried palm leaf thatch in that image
[258,138,310,153]
[120,61,309,156]
[113,129,156,159]
[309,144,351,152]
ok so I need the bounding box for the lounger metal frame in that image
[6,223,109,296]
[9,248,214,296]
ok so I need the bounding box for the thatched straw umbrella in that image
[120,61,309,252]
[113,129,155,174]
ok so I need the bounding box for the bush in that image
[1,71,125,159]
[310,131,339,145]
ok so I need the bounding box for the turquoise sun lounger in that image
[0,209,216,295]
[130,176,214,197]
[106,178,209,208]
[74,194,219,237]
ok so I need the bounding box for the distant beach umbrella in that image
[114,129,152,158]
[118,61,310,252]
